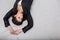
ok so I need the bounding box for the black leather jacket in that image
[3,0,33,33]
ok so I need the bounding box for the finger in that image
[10,31,19,35]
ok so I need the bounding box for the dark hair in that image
[12,16,22,25]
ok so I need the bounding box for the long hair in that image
[12,16,22,25]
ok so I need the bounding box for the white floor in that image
[0,0,60,40]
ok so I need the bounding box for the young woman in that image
[3,0,33,35]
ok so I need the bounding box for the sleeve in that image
[22,12,33,33]
[3,8,14,27]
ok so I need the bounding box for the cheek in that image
[17,17,21,21]
[16,17,19,20]
[15,17,18,21]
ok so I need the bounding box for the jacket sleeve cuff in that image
[22,28,27,33]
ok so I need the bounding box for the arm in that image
[22,13,33,33]
[3,8,14,27]
[3,8,18,34]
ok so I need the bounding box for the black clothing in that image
[3,0,33,33]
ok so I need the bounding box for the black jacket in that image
[3,0,33,33]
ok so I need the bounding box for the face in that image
[14,5,23,22]
[14,13,23,22]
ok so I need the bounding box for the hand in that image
[14,29,23,35]
[7,26,22,35]
[7,26,15,34]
